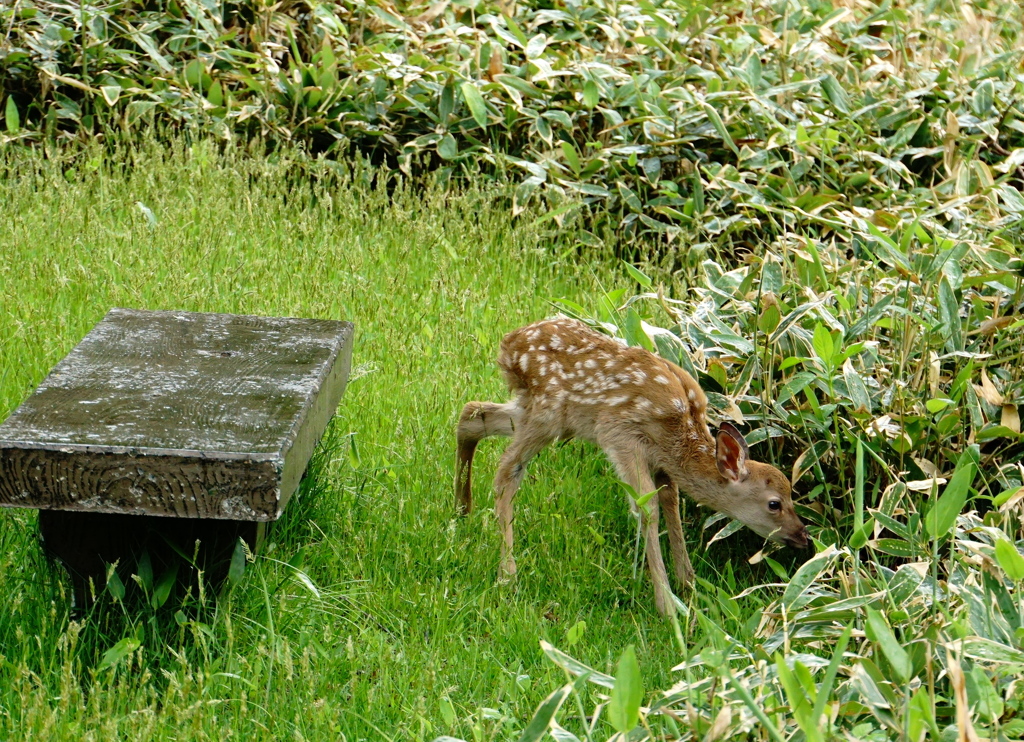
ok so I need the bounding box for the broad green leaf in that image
[870,538,921,558]
[702,102,738,155]
[151,563,178,609]
[865,607,911,683]
[776,372,816,405]
[937,276,963,352]
[565,620,586,647]
[622,260,652,288]
[227,538,247,585]
[560,141,579,173]
[972,79,994,117]
[812,323,834,367]
[811,623,853,727]
[926,398,953,414]
[494,74,542,98]
[549,726,582,742]
[924,462,975,539]
[437,134,457,161]
[583,80,599,108]
[624,308,654,352]
[4,96,20,134]
[908,686,939,742]
[516,683,572,742]
[994,538,1024,581]
[540,641,615,688]
[607,645,643,734]
[842,360,871,413]
[97,637,141,672]
[439,697,456,726]
[885,118,921,150]
[100,85,121,106]
[775,654,821,742]
[820,74,850,114]
[782,546,837,611]
[960,637,1024,666]
[106,567,125,601]
[460,83,488,129]
[137,550,154,592]
[848,518,874,550]
[965,666,1003,723]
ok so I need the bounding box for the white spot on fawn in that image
[584,359,597,369]
[655,375,670,385]
[605,360,616,369]
[673,399,688,413]
[549,335,563,349]
[687,389,697,401]
[607,395,630,406]
[519,353,530,373]
[635,397,652,410]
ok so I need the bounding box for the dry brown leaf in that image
[411,0,448,24]
[978,315,1014,335]
[487,46,503,80]
[976,368,1004,406]
[946,647,981,742]
[1002,403,1020,434]
[929,351,940,396]
[706,705,733,741]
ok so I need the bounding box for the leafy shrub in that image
[4,0,1024,253]
[488,511,1024,741]
[437,234,1024,737]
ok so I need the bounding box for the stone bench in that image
[0,308,353,605]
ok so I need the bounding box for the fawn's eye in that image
[768,500,782,512]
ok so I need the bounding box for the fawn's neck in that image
[655,421,731,510]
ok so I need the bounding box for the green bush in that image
[4,0,1024,253]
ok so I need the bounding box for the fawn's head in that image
[712,422,809,549]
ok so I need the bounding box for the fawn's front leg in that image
[608,444,675,616]
[655,471,694,589]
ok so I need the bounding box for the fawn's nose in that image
[786,526,811,549]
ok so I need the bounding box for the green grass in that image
[0,141,778,740]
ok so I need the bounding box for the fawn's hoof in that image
[498,559,518,582]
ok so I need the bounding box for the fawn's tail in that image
[455,401,518,515]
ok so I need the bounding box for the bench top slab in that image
[0,308,353,520]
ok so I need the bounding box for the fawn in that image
[455,317,809,616]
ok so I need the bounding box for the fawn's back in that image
[496,317,716,451]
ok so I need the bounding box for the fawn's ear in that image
[716,421,750,482]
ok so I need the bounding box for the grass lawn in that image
[0,141,784,740]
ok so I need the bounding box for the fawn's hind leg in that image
[455,401,518,515]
